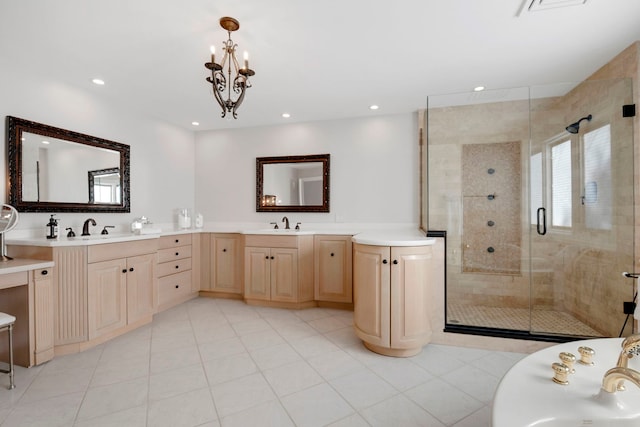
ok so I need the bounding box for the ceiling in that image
[1,0,640,131]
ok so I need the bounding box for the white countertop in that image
[0,258,55,274]
[351,230,435,246]
[6,223,434,247]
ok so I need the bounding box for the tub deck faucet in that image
[616,334,640,369]
[282,216,290,230]
[602,366,640,393]
[82,218,97,236]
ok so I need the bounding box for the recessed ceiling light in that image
[474,86,485,92]
[282,113,291,118]
[369,105,379,110]
[92,78,105,85]
[191,121,200,126]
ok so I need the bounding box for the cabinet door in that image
[314,236,352,302]
[390,246,433,349]
[88,258,127,339]
[126,253,156,324]
[271,248,298,302]
[353,244,390,347]
[33,268,54,364]
[244,247,271,300]
[211,235,242,294]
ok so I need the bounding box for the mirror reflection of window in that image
[89,169,121,204]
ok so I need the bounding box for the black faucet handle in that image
[269,222,279,229]
[66,227,76,237]
[295,222,301,230]
[101,226,115,235]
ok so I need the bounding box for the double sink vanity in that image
[2,226,436,367]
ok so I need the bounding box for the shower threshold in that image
[446,304,605,342]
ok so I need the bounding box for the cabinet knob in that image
[265,256,269,260]
[175,252,179,256]
[382,259,388,264]
[175,265,179,269]
[223,248,227,252]
[330,253,334,257]
[41,270,48,275]
[392,260,398,265]
[129,267,134,272]
[122,269,127,273]
[175,285,179,289]
[270,256,274,260]
[175,239,179,243]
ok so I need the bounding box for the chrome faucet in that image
[601,366,640,393]
[282,216,290,230]
[81,218,97,236]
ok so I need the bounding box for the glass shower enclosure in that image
[426,78,635,340]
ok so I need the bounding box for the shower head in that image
[565,114,593,134]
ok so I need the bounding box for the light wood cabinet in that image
[353,243,433,357]
[87,240,157,340]
[33,267,55,364]
[203,233,242,296]
[157,234,197,311]
[243,235,314,308]
[314,235,352,304]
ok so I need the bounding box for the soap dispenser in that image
[46,215,58,239]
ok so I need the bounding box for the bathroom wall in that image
[194,114,420,226]
[0,62,196,233]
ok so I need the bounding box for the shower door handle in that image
[536,207,547,235]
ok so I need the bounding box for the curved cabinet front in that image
[353,243,433,357]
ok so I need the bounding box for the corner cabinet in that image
[314,235,353,305]
[353,242,433,357]
[243,234,314,308]
[201,233,243,297]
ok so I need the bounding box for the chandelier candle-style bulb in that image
[210,46,215,64]
[204,16,255,119]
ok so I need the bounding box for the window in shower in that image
[550,140,572,228]
[582,124,612,230]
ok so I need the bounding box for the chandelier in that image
[204,17,255,119]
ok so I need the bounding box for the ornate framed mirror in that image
[6,116,130,212]
[256,154,330,212]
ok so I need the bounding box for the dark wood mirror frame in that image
[256,154,330,213]
[6,116,131,213]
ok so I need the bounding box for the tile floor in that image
[0,298,527,427]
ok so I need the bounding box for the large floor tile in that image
[280,383,354,427]
[210,372,276,418]
[147,387,218,427]
[262,360,324,397]
[76,376,148,421]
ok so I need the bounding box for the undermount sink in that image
[245,229,315,235]
[493,337,640,427]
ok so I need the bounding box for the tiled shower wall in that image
[461,141,521,275]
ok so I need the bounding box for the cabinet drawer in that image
[157,245,192,263]
[244,235,299,248]
[0,271,28,290]
[159,234,192,249]
[88,239,158,263]
[157,258,192,277]
[158,270,192,306]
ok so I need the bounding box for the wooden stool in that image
[0,312,16,389]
